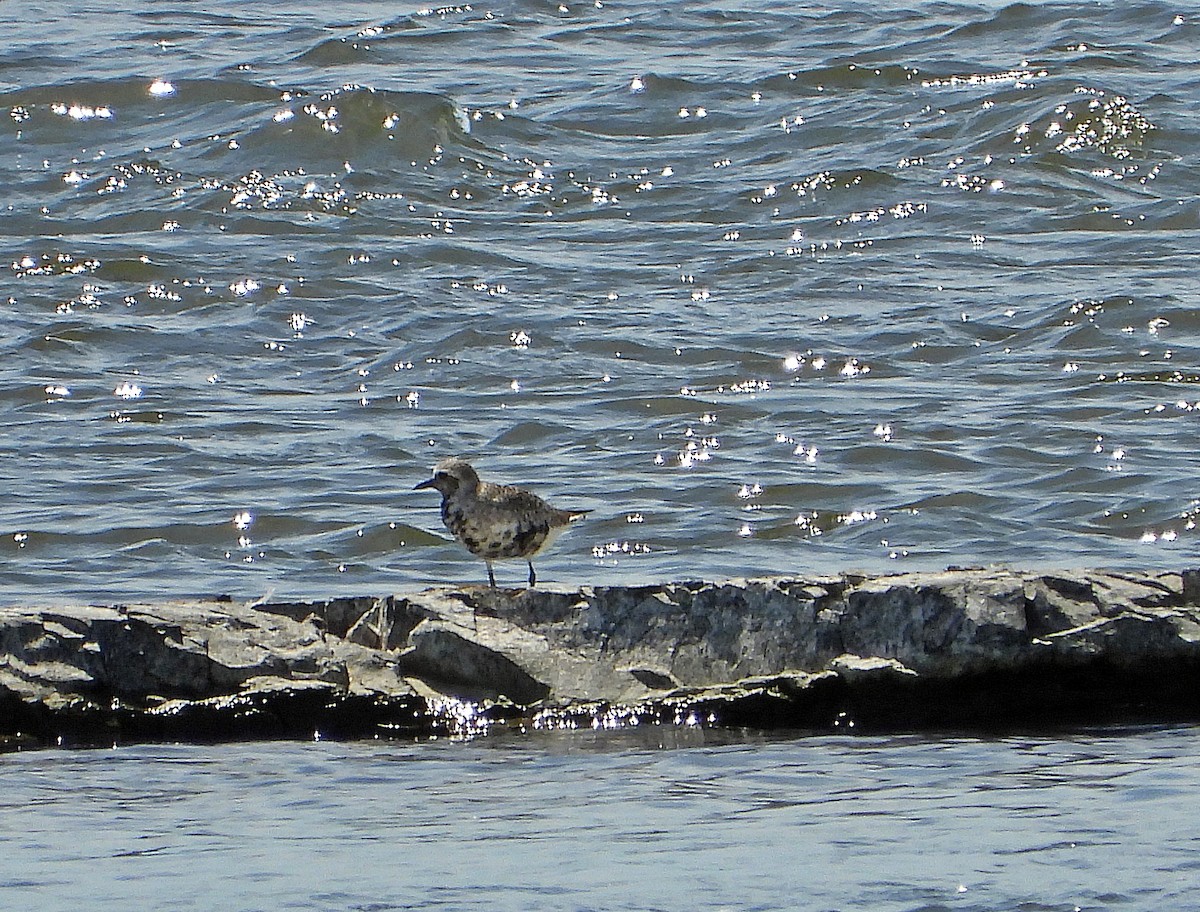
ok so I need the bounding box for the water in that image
[3,3,1200,591]
[0,726,1195,911]
[1,1,1198,601]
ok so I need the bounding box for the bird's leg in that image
[487,562,496,588]
[527,562,537,588]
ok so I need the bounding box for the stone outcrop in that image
[3,567,1200,749]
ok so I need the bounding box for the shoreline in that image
[3,567,1200,750]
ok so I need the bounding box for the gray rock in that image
[3,567,1200,747]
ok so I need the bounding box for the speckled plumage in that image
[414,457,590,588]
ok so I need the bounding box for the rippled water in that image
[1,2,1198,601]
[1,727,1196,911]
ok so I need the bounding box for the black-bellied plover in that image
[414,457,590,588]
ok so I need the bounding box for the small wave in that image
[761,63,922,94]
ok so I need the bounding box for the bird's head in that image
[414,457,480,497]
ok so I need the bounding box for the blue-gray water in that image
[1,1,1198,601]
[3,7,1198,907]
[2,727,1198,911]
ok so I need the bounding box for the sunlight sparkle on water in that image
[51,103,113,121]
[678,439,715,468]
[840,510,878,526]
[592,540,651,559]
[839,358,870,377]
[794,444,818,463]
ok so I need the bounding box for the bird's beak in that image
[414,477,436,491]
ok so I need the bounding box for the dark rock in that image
[3,567,1200,749]
[397,624,551,704]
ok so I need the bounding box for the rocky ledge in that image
[4,567,1200,749]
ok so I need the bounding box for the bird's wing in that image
[481,483,549,512]
[482,483,590,527]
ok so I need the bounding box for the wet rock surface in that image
[3,568,1200,748]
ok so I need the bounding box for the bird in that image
[414,457,590,588]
